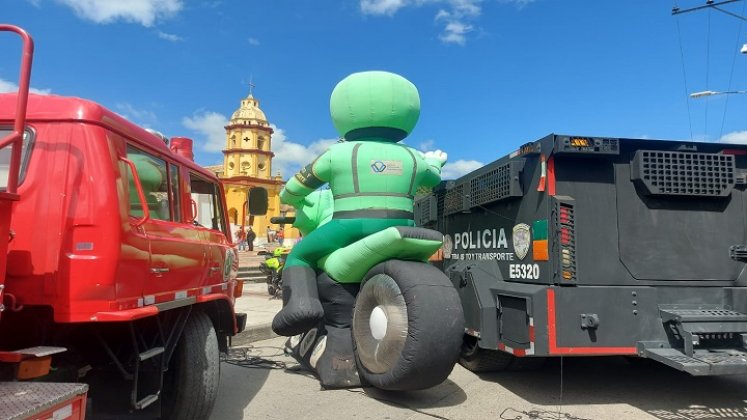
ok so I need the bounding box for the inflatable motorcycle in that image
[272,188,465,390]
[269,71,465,391]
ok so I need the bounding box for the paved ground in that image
[212,336,747,420]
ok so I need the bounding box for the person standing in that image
[277,228,285,246]
[238,227,247,251]
[246,226,256,251]
[234,228,243,251]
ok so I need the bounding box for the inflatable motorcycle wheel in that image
[352,260,464,391]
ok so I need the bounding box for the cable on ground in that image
[221,346,287,370]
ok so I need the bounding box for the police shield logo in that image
[443,234,453,259]
[512,223,531,260]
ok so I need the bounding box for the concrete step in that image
[238,266,267,283]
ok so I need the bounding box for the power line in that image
[675,15,695,140]
[706,9,712,139]
[672,0,743,16]
[719,0,747,139]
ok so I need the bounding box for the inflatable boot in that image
[284,273,362,388]
[271,266,324,336]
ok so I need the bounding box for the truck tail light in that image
[555,201,576,283]
[560,227,572,246]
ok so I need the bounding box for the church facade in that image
[205,91,295,245]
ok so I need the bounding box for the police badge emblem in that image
[443,234,453,259]
[512,223,531,260]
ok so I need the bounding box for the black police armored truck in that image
[415,134,747,375]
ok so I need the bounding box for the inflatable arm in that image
[291,189,334,236]
[280,150,332,207]
[420,149,448,187]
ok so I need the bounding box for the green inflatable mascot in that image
[273,71,463,391]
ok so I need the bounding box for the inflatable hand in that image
[293,190,334,236]
[424,149,448,168]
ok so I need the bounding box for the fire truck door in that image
[189,174,229,287]
[125,148,208,299]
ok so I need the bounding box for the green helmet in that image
[329,71,420,143]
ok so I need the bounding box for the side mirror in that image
[247,187,268,216]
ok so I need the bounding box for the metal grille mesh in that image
[634,151,735,197]
[469,163,512,208]
[444,183,465,215]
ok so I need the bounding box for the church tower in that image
[224,93,274,179]
[219,89,288,244]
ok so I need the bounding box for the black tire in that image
[162,311,220,420]
[352,260,465,391]
[267,284,276,296]
[459,335,545,372]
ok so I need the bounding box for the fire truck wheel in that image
[162,310,220,419]
[352,260,464,390]
[459,335,545,372]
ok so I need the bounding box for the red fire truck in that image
[0,25,245,419]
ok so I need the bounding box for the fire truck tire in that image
[352,260,464,390]
[162,311,220,420]
[459,335,545,372]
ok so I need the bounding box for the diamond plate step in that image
[643,347,747,376]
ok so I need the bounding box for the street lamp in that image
[690,89,747,98]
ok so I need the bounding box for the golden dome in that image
[230,94,267,123]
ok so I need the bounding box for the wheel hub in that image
[369,305,388,340]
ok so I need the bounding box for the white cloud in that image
[434,2,479,45]
[419,139,435,151]
[116,103,158,127]
[56,0,183,27]
[0,78,51,95]
[248,37,260,46]
[157,31,183,42]
[182,111,229,152]
[361,0,532,45]
[439,20,473,45]
[499,0,535,9]
[360,0,408,16]
[441,159,483,179]
[270,124,337,178]
[720,131,747,144]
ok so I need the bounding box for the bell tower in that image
[219,86,287,243]
[223,89,274,180]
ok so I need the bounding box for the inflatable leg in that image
[272,266,324,336]
[284,273,363,388]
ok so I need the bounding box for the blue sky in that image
[3,0,747,179]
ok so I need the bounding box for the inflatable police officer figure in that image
[272,71,447,336]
